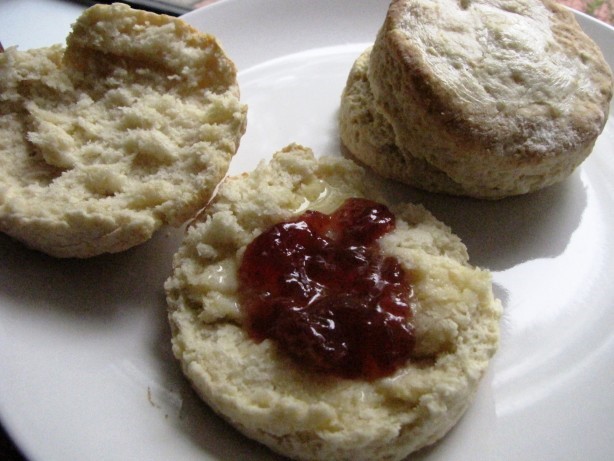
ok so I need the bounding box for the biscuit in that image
[0,3,247,257]
[165,144,501,461]
[368,0,613,198]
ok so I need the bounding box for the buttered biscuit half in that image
[165,144,501,461]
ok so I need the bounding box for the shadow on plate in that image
[370,169,587,272]
[0,225,185,321]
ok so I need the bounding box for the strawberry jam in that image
[238,198,415,380]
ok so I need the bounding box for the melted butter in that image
[293,180,353,215]
[199,258,238,293]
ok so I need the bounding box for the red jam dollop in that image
[238,197,415,380]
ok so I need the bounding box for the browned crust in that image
[371,2,611,193]
[373,0,611,159]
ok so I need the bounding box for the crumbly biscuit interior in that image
[0,4,247,257]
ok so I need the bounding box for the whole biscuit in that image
[369,0,613,198]
[165,144,501,461]
[0,4,247,257]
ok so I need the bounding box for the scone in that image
[0,3,247,258]
[340,47,468,196]
[165,144,501,461]
[366,0,612,198]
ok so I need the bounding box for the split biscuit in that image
[0,3,247,257]
[165,144,501,461]
[366,0,612,198]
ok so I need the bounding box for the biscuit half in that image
[368,0,613,198]
[0,4,247,257]
[165,144,501,461]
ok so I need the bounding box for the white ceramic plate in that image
[1,1,613,460]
